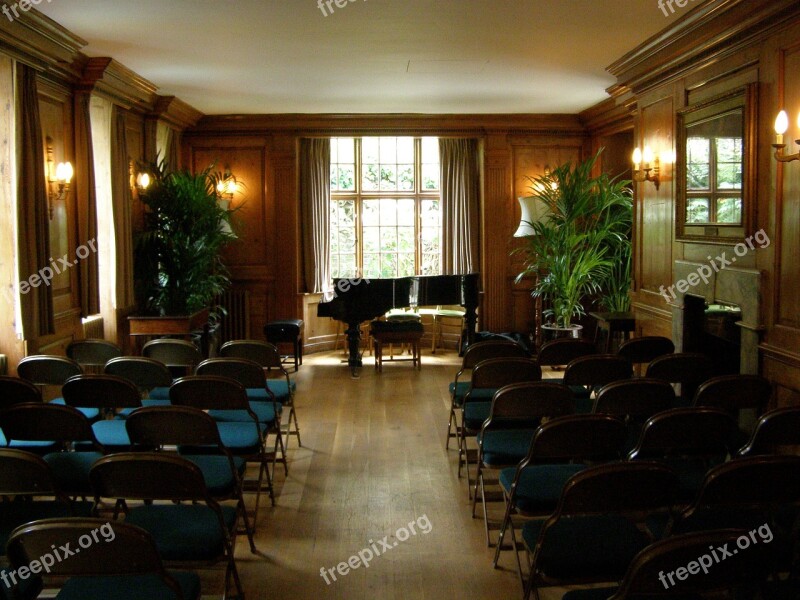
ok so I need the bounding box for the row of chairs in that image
[0,404,253,599]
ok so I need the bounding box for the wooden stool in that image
[370,320,424,372]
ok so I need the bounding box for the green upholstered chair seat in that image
[43,451,103,494]
[209,402,280,425]
[267,380,295,401]
[118,399,171,419]
[55,571,200,600]
[0,501,93,553]
[182,455,246,497]
[90,421,130,449]
[478,429,538,466]
[124,504,237,561]
[463,401,492,430]
[522,514,650,581]
[453,387,496,408]
[0,434,59,454]
[499,464,588,514]
[0,568,40,600]
[50,398,101,421]
[147,387,171,400]
[179,422,266,455]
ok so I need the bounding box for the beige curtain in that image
[16,65,54,337]
[111,107,135,309]
[156,121,179,171]
[74,93,100,316]
[440,138,480,274]
[300,138,331,293]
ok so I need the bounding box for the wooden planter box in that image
[128,308,210,356]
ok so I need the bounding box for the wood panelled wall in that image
[609,0,800,405]
[182,115,630,348]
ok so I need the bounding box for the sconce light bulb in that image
[642,146,654,165]
[56,162,73,183]
[775,110,789,135]
[137,173,150,189]
[632,147,642,167]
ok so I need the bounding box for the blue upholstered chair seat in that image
[499,464,588,514]
[182,455,246,497]
[117,399,171,419]
[50,398,101,421]
[124,504,237,561]
[478,429,538,466]
[147,387,171,400]
[180,422,266,455]
[43,451,103,494]
[0,501,93,553]
[55,572,200,600]
[209,402,280,425]
[463,401,493,430]
[452,387,495,408]
[522,514,650,581]
[90,421,130,449]
[0,432,58,454]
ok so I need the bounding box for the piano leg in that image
[462,305,478,353]
[345,321,363,377]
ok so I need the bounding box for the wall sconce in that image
[514,195,551,237]
[216,169,239,202]
[773,110,800,163]
[135,172,151,190]
[631,146,660,190]
[45,136,73,219]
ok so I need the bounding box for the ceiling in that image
[36,0,689,115]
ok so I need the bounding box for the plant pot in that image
[541,323,583,343]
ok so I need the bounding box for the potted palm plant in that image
[514,150,632,341]
[130,162,237,353]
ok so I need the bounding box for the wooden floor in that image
[218,348,573,600]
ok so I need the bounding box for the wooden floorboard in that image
[208,349,583,600]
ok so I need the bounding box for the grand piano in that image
[318,273,479,375]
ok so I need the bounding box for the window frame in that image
[330,136,440,279]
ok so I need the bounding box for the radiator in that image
[82,315,105,339]
[219,290,250,342]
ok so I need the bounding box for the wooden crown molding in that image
[607,0,800,96]
[0,8,85,79]
[578,97,634,135]
[152,96,204,130]
[78,57,158,113]
[187,113,586,137]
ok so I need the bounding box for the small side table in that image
[264,319,304,371]
[589,312,636,353]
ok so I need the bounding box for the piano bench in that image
[370,320,424,372]
[264,319,304,371]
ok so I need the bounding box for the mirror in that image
[676,85,756,241]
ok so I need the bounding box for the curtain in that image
[440,138,480,275]
[16,64,53,337]
[110,107,135,309]
[74,93,100,316]
[156,121,179,171]
[300,138,331,294]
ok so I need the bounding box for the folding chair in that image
[62,374,144,451]
[521,461,678,600]
[693,373,773,445]
[0,376,43,449]
[195,358,287,475]
[561,529,773,600]
[627,407,738,504]
[616,335,674,375]
[90,453,243,599]
[561,354,633,413]
[534,338,597,373]
[445,340,530,449]
[458,357,542,495]
[0,449,92,554]
[473,382,574,543]
[17,355,100,421]
[645,352,713,406]
[142,338,203,378]
[170,375,275,511]
[493,414,628,574]
[104,356,175,406]
[219,340,301,448]
[126,405,258,550]
[738,406,800,457]
[7,518,201,600]
[66,339,122,373]
[0,403,105,496]
[592,378,675,452]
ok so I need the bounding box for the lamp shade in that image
[514,196,549,237]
